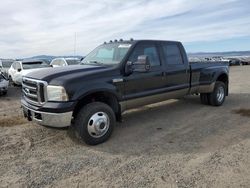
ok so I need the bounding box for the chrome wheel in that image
[87,112,110,138]
[216,86,225,103]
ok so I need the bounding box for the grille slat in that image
[22,77,47,106]
[22,83,37,91]
[22,89,38,99]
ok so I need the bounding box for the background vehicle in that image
[8,59,50,85]
[228,57,250,66]
[50,58,80,67]
[0,72,9,95]
[0,59,14,78]
[21,39,229,145]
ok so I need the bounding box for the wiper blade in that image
[81,60,104,65]
[88,60,103,65]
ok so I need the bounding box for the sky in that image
[0,0,250,58]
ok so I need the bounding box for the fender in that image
[198,64,229,85]
[72,82,123,102]
[212,67,229,83]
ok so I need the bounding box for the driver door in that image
[123,41,166,109]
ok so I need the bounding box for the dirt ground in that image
[0,66,250,188]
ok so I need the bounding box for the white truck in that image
[8,59,50,85]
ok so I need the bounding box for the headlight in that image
[46,85,68,101]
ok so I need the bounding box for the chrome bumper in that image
[22,105,73,128]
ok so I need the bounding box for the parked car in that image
[50,58,80,67]
[21,39,229,145]
[8,59,50,85]
[0,59,14,78]
[228,57,250,66]
[0,60,3,75]
[0,72,9,95]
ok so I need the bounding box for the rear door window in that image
[162,44,183,65]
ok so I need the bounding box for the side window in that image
[16,62,21,70]
[129,44,160,67]
[163,44,183,65]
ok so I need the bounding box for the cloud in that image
[0,0,250,58]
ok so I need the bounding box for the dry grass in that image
[0,116,27,127]
[233,109,250,117]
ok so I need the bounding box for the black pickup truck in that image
[21,39,229,145]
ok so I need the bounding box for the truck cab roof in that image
[104,39,181,45]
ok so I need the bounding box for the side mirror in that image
[125,55,151,75]
[133,55,151,73]
[17,68,22,72]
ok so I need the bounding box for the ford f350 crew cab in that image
[21,40,229,145]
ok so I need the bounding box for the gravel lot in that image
[0,66,250,187]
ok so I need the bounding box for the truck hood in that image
[22,69,41,76]
[25,65,109,84]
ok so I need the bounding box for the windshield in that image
[2,61,13,68]
[81,43,132,66]
[22,62,49,70]
[51,59,66,66]
[66,59,80,65]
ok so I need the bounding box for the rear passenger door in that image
[161,42,189,95]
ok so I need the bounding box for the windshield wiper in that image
[82,60,104,65]
[89,60,103,64]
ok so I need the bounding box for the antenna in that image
[74,32,77,57]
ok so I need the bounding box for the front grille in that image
[22,77,47,106]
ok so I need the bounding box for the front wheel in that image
[208,81,226,106]
[75,102,115,145]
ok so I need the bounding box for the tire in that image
[75,102,115,145]
[2,91,7,95]
[208,81,226,106]
[9,76,15,86]
[200,93,210,105]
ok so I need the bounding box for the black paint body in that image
[22,40,229,114]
